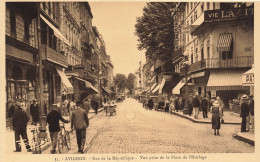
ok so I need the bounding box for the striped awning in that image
[217,33,233,52]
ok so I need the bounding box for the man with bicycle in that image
[71,101,89,153]
[47,104,69,154]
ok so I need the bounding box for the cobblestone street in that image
[43,98,254,154]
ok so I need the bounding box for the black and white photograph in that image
[2,1,257,161]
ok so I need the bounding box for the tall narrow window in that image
[213,3,216,10]
[16,14,25,41]
[6,8,11,36]
[201,47,204,60]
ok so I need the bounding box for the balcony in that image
[41,44,68,68]
[180,56,254,75]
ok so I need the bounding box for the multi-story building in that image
[174,2,254,109]
[6,2,74,118]
[6,3,39,118]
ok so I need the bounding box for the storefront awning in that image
[56,68,73,94]
[217,33,232,52]
[74,77,98,93]
[152,84,160,93]
[172,77,190,95]
[208,70,244,86]
[242,66,254,86]
[159,78,166,94]
[40,14,71,47]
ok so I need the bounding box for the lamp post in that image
[183,50,190,115]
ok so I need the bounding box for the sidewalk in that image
[172,110,254,145]
[6,108,104,154]
[173,110,241,124]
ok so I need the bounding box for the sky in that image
[89,2,147,76]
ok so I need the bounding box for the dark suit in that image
[240,102,249,132]
[13,107,31,151]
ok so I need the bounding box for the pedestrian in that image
[47,104,69,154]
[240,95,249,132]
[12,102,32,152]
[187,95,193,116]
[216,96,224,116]
[63,98,69,116]
[30,99,40,125]
[8,99,16,130]
[201,95,208,118]
[69,100,76,121]
[169,97,175,114]
[164,97,170,113]
[148,97,154,110]
[83,97,91,115]
[91,95,99,114]
[192,94,200,119]
[174,96,180,112]
[210,100,222,135]
[248,95,254,130]
[71,101,89,153]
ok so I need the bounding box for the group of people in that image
[240,94,254,132]
[8,97,91,154]
[47,100,89,154]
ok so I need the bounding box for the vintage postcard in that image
[1,1,258,162]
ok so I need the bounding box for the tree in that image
[126,73,136,94]
[114,74,127,93]
[135,2,175,60]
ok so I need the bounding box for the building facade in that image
[173,2,254,109]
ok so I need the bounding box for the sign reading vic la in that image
[204,6,254,22]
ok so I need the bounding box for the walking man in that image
[91,95,99,114]
[13,102,32,152]
[47,104,69,154]
[240,95,249,132]
[71,101,89,153]
[201,95,208,118]
[192,93,200,119]
[8,100,16,130]
[83,97,91,115]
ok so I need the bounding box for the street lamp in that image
[183,50,190,115]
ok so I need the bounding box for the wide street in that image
[42,98,253,154]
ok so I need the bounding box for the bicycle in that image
[29,125,50,154]
[57,122,71,154]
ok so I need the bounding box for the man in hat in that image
[30,99,39,125]
[47,104,69,154]
[71,101,89,153]
[192,93,200,119]
[12,102,32,152]
[240,95,249,132]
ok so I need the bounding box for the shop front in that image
[207,69,250,111]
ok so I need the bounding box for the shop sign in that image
[242,73,254,85]
[204,6,254,22]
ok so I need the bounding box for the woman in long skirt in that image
[210,100,222,135]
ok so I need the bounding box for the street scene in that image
[5,1,254,157]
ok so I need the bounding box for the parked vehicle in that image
[154,95,167,111]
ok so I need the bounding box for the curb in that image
[233,133,254,146]
[173,112,240,125]
[39,108,104,153]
